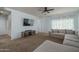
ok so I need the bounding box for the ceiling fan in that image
[40,7,54,15]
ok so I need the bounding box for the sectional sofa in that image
[49,29,79,48]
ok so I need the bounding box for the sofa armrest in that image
[49,31,52,37]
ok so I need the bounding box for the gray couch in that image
[49,29,75,39]
[49,29,79,48]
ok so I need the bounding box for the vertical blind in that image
[51,18,74,30]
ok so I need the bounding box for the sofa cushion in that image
[65,30,74,34]
[65,34,78,39]
[66,38,79,42]
[75,31,78,36]
[63,39,79,48]
[52,29,59,33]
[58,29,65,33]
[50,33,64,39]
[65,34,79,42]
[77,31,79,38]
[51,33,64,35]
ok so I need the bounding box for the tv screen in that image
[23,18,34,26]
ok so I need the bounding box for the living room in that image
[0,7,79,52]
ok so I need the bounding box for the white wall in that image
[6,8,41,39]
[6,15,11,36]
[39,18,51,33]
[0,15,8,35]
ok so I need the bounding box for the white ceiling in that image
[9,7,79,17]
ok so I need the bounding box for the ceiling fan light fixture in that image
[42,12,48,15]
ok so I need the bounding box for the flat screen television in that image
[23,18,34,26]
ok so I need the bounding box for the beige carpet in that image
[0,33,64,52]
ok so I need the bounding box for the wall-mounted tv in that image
[23,18,34,26]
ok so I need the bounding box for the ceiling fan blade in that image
[47,11,50,13]
[47,9,54,11]
[42,11,45,13]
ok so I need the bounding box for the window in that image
[51,18,74,30]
